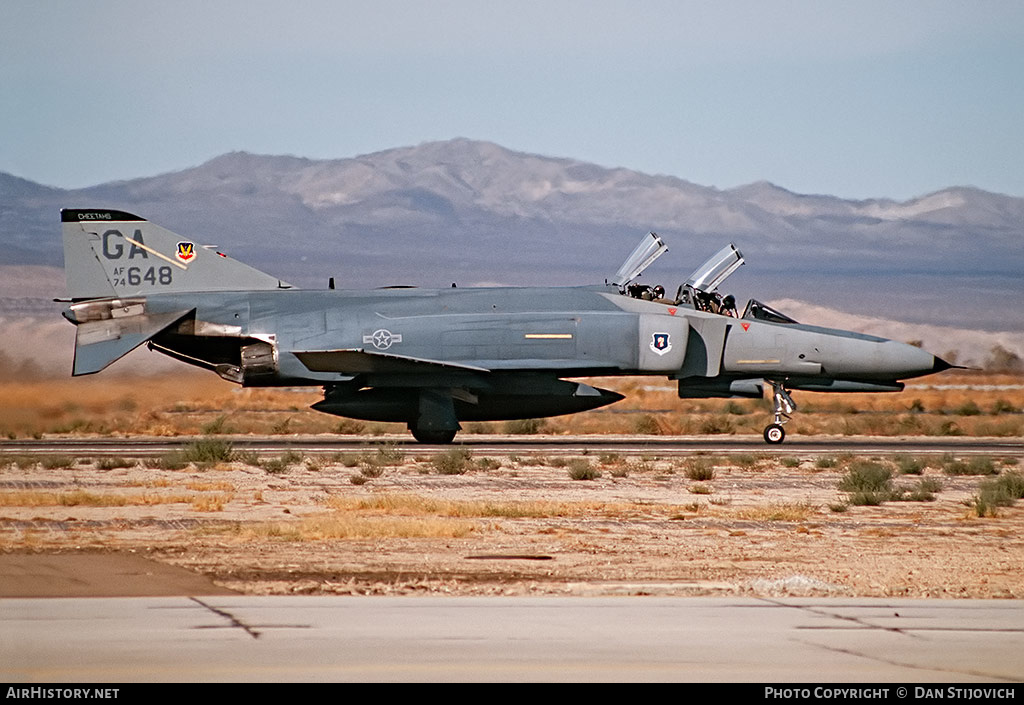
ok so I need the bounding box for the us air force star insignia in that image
[364,329,402,350]
[650,332,672,356]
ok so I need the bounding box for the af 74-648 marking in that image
[60,209,954,444]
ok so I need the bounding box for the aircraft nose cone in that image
[891,342,950,379]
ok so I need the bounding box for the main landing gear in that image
[409,427,457,444]
[764,381,796,444]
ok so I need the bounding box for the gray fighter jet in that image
[60,209,954,443]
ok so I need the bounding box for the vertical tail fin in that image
[61,209,290,299]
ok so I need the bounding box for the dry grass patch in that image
[326,493,643,519]
[0,489,232,508]
[232,492,714,542]
[190,493,234,512]
[128,478,173,488]
[726,502,818,522]
[0,490,131,507]
[238,514,480,541]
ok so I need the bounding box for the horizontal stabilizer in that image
[73,309,193,376]
[293,349,491,375]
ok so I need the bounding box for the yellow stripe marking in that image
[524,333,573,340]
[121,235,189,270]
[736,359,781,364]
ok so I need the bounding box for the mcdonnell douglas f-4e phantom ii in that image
[60,209,954,444]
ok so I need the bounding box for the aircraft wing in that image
[293,349,623,375]
[293,349,491,375]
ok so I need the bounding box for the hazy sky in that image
[3,0,1023,199]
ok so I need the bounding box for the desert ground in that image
[1,369,1022,598]
[1,440,1022,598]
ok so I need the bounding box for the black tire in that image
[763,423,786,444]
[410,428,457,444]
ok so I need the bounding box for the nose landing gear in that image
[764,381,796,444]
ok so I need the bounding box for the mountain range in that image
[2,138,1021,331]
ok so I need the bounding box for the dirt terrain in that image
[2,441,1022,598]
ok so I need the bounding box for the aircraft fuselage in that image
[81,283,945,412]
[61,210,951,443]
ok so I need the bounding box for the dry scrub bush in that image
[974,473,1024,517]
[567,458,600,481]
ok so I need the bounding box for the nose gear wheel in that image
[764,381,797,444]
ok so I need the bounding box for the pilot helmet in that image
[723,294,735,307]
[653,285,665,298]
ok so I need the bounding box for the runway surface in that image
[3,595,1022,682]
[3,434,1022,458]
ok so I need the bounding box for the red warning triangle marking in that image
[742,322,750,331]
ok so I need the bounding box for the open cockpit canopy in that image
[684,244,744,294]
[611,232,668,289]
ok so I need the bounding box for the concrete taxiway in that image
[2,596,1022,682]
